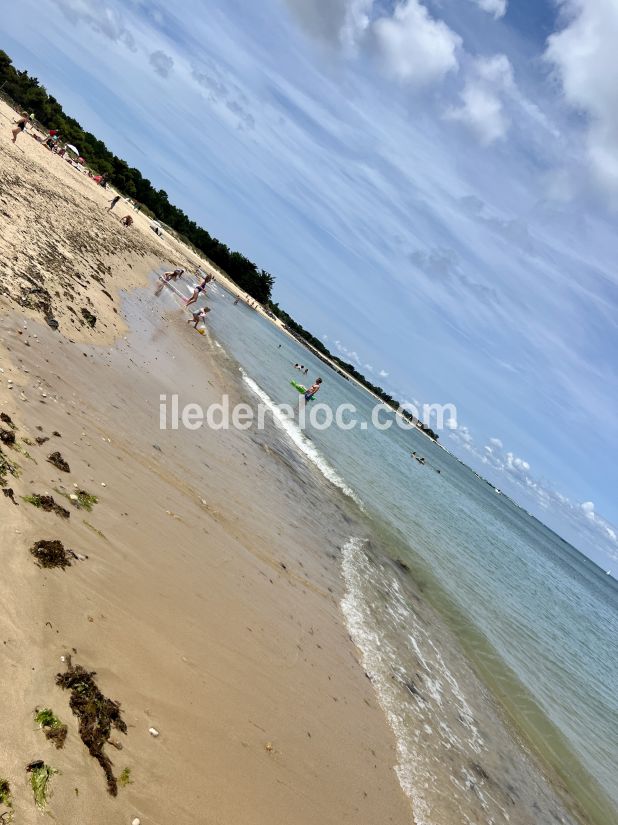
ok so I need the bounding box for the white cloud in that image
[191,63,256,130]
[581,500,595,520]
[446,54,513,144]
[334,339,362,365]
[51,0,136,50]
[149,50,174,78]
[471,0,507,19]
[340,0,373,51]
[450,423,474,447]
[474,437,618,561]
[546,0,618,193]
[379,369,389,377]
[372,0,461,86]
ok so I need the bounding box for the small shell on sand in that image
[148,727,159,737]
[132,819,141,825]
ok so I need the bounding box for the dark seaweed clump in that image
[24,494,70,519]
[30,540,72,569]
[47,452,70,473]
[0,448,20,486]
[0,429,16,446]
[56,657,127,795]
[81,308,97,328]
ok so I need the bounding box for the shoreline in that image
[0,294,412,824]
[1,100,614,825]
[0,121,412,823]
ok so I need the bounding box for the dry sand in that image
[0,101,412,823]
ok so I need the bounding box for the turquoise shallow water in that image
[174,279,618,822]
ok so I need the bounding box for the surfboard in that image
[290,380,315,400]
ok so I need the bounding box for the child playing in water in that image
[163,268,184,281]
[187,307,211,329]
[186,274,213,307]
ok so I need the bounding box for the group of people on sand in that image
[159,264,324,398]
[160,268,214,331]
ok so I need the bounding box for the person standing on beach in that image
[108,195,121,211]
[11,112,30,143]
[186,274,213,307]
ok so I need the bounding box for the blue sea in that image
[164,276,618,824]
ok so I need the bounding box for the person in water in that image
[304,377,322,401]
[187,306,211,329]
[163,268,184,281]
[186,273,213,307]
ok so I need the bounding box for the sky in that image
[2,0,618,570]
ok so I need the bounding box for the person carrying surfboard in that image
[304,377,322,401]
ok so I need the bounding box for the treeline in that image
[268,302,438,440]
[0,50,274,303]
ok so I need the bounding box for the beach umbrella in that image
[65,144,79,155]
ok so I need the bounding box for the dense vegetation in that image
[0,49,274,302]
[1,50,437,439]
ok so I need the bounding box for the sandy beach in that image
[0,102,412,824]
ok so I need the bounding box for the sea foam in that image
[340,537,489,825]
[240,370,364,508]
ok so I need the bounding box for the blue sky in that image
[2,0,618,570]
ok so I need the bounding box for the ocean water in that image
[169,277,618,824]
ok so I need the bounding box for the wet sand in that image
[0,107,411,823]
